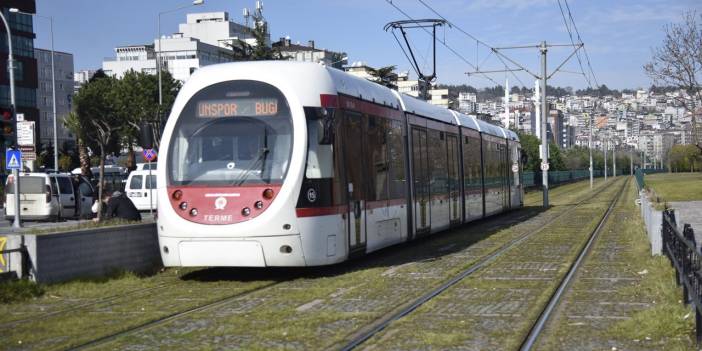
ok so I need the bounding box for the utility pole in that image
[613,143,616,178]
[540,41,549,207]
[588,109,593,189]
[604,137,608,181]
[0,10,21,228]
[466,41,583,208]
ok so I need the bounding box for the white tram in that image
[157,61,522,267]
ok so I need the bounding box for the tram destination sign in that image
[197,98,278,118]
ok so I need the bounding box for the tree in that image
[63,112,92,178]
[73,74,122,220]
[644,11,702,150]
[369,65,398,89]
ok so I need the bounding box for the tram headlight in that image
[263,188,274,200]
[242,207,251,216]
[172,190,183,201]
[189,208,198,216]
[255,201,263,209]
[179,202,188,210]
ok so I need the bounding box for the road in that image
[0,207,155,233]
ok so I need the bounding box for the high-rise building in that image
[35,48,74,150]
[0,2,39,154]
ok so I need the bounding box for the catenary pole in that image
[540,41,549,207]
[604,136,608,181]
[588,108,593,189]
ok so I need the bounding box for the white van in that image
[125,169,158,211]
[4,173,96,222]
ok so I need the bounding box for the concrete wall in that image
[2,223,161,284]
[639,190,662,255]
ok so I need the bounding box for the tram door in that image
[411,127,430,234]
[344,111,367,253]
[447,134,461,225]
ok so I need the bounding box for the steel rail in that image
[339,178,624,351]
[519,178,629,350]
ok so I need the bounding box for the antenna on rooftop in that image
[243,7,250,27]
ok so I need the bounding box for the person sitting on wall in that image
[96,191,142,222]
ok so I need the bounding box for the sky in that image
[33,0,702,90]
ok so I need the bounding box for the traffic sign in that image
[5,149,21,170]
[511,163,519,173]
[540,162,550,171]
[143,148,157,162]
[17,120,35,146]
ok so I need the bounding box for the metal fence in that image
[523,169,606,188]
[634,168,669,191]
[662,209,702,344]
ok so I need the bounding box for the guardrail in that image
[662,209,702,344]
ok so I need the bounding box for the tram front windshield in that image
[168,80,293,186]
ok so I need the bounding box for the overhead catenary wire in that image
[384,0,500,85]
[563,0,599,87]
[556,0,592,88]
[414,0,531,86]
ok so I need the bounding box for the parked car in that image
[71,165,128,194]
[125,169,158,211]
[4,172,96,222]
[135,162,157,171]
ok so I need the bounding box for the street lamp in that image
[0,9,21,228]
[158,0,204,109]
[11,9,57,172]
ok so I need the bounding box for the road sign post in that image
[143,149,157,216]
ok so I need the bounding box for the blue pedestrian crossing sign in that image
[143,148,157,162]
[5,149,22,170]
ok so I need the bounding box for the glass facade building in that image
[0,0,38,155]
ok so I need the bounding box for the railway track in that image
[339,178,628,350]
[518,178,629,350]
[1,180,616,350]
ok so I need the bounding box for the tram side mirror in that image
[139,122,154,150]
[317,109,335,145]
[520,150,529,166]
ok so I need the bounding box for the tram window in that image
[366,115,389,201]
[305,112,334,179]
[388,120,406,199]
[428,129,448,196]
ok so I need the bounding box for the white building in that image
[428,88,449,108]
[103,12,260,83]
[458,92,477,113]
[273,37,346,68]
[35,48,74,150]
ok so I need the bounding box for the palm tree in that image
[63,112,92,178]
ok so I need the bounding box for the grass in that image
[645,172,702,203]
[536,179,695,350]
[0,279,45,304]
[0,178,610,350]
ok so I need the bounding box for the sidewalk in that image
[670,201,702,245]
